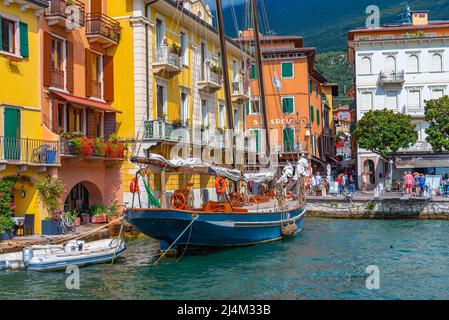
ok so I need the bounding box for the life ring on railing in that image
[129,178,140,193]
[215,177,227,195]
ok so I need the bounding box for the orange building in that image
[235,29,338,172]
[39,0,124,214]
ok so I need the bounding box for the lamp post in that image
[295,112,310,159]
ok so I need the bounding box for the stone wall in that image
[306,198,449,219]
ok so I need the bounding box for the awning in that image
[396,155,449,169]
[311,156,327,167]
[50,90,121,113]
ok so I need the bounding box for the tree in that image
[354,109,418,159]
[424,96,449,153]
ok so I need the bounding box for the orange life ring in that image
[215,177,227,195]
[129,178,140,193]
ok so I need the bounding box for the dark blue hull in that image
[125,207,305,247]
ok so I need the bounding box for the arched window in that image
[407,55,419,73]
[360,57,372,74]
[431,53,443,72]
[386,55,396,74]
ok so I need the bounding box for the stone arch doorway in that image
[64,181,102,213]
[363,159,376,185]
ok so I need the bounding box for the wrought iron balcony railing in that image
[152,46,183,76]
[0,136,60,165]
[86,13,121,46]
[378,70,405,85]
[45,0,85,29]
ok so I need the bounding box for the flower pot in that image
[81,213,90,225]
[0,231,14,241]
[75,217,81,226]
[41,220,61,236]
[107,215,120,223]
[90,214,107,224]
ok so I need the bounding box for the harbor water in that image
[1,218,449,300]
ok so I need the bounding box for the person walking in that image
[348,175,356,195]
[405,171,414,196]
[361,172,367,193]
[336,174,344,196]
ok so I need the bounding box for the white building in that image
[348,10,449,187]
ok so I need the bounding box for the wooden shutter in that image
[103,55,114,102]
[104,113,116,138]
[85,49,93,97]
[52,100,58,131]
[86,110,96,137]
[43,32,53,87]
[66,41,74,93]
[19,22,29,58]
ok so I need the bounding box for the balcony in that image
[45,0,85,30]
[378,70,405,86]
[404,105,425,117]
[231,79,249,103]
[60,136,127,160]
[86,13,121,47]
[152,46,182,78]
[0,137,60,167]
[144,120,190,143]
[51,68,65,90]
[198,62,223,93]
[91,80,103,99]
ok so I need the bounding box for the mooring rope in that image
[111,219,126,265]
[153,216,198,266]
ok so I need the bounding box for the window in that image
[408,90,421,108]
[282,97,294,114]
[155,18,164,48]
[431,53,443,72]
[281,62,293,78]
[1,17,15,53]
[309,105,314,123]
[91,52,103,99]
[386,91,398,109]
[232,60,238,81]
[234,108,239,129]
[181,92,189,124]
[360,57,371,74]
[180,31,188,66]
[57,102,66,131]
[361,92,373,110]
[249,99,260,114]
[315,85,319,97]
[249,129,260,153]
[386,55,396,74]
[358,36,371,41]
[249,64,257,80]
[407,55,419,73]
[316,109,320,125]
[283,127,294,153]
[201,99,208,126]
[431,89,445,99]
[416,123,430,141]
[51,37,66,89]
[219,103,225,128]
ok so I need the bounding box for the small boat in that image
[0,239,126,272]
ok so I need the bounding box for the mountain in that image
[216,0,449,52]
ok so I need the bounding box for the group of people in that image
[306,170,357,197]
[402,171,426,196]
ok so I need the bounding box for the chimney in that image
[411,11,429,26]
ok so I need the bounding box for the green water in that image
[1,218,449,300]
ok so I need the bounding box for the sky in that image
[205,0,245,10]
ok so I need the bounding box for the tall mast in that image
[215,0,236,168]
[251,0,271,157]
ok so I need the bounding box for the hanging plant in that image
[35,176,65,219]
[170,43,183,57]
[0,177,17,216]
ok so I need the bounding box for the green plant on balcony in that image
[35,176,65,219]
[170,43,183,57]
[210,64,223,76]
[172,118,183,128]
[94,137,107,157]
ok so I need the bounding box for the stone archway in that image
[363,159,376,185]
[63,181,103,213]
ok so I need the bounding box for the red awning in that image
[50,90,121,113]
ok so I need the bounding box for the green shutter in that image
[245,100,250,115]
[310,105,314,123]
[19,22,29,57]
[282,97,293,114]
[255,130,260,153]
[283,128,294,152]
[4,108,21,160]
[309,80,313,93]
[282,62,293,78]
[316,109,320,125]
[249,64,257,80]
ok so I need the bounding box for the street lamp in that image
[295,112,310,159]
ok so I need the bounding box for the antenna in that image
[398,2,412,25]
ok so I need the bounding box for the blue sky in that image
[205,0,245,9]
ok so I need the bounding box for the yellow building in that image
[109,0,249,208]
[0,0,58,234]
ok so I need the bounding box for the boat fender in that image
[22,247,34,266]
[281,223,297,237]
[65,240,85,253]
[129,178,140,193]
[215,177,227,195]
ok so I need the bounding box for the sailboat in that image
[124,0,307,250]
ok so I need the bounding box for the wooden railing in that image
[86,13,121,43]
[0,137,60,165]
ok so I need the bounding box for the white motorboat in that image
[0,239,126,272]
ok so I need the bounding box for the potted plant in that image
[89,204,108,224]
[172,118,183,128]
[64,210,80,227]
[106,202,120,223]
[0,215,15,241]
[170,43,183,57]
[35,176,65,235]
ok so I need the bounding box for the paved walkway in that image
[307,191,449,202]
